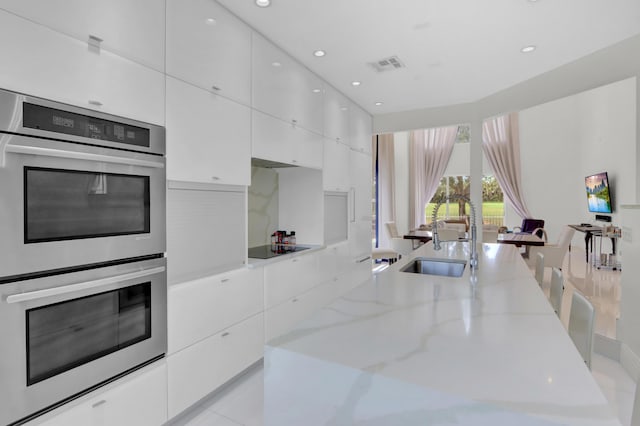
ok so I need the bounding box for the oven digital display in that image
[22,103,150,147]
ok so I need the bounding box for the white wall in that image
[514,78,636,248]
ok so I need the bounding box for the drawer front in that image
[168,267,263,354]
[264,254,319,309]
[167,313,264,418]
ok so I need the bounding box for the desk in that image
[403,230,432,248]
[496,233,544,247]
[569,224,619,266]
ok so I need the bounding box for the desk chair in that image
[534,252,545,287]
[514,218,546,239]
[549,268,564,318]
[568,290,595,369]
[384,222,414,256]
[529,226,576,270]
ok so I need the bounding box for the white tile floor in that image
[171,246,636,426]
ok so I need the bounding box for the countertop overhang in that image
[265,242,620,425]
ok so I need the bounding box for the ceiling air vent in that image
[369,55,406,72]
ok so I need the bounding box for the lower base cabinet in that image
[167,313,264,418]
[36,362,167,426]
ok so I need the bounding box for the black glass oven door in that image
[26,282,152,385]
[24,167,150,243]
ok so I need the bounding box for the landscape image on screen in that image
[585,172,612,213]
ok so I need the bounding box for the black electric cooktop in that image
[248,244,310,259]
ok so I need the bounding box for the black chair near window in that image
[514,218,546,240]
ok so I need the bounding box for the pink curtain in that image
[375,134,396,248]
[482,112,533,219]
[409,127,458,228]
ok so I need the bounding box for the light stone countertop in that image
[264,241,620,425]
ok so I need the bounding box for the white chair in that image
[482,225,499,243]
[435,228,460,241]
[549,267,564,317]
[534,252,545,287]
[529,226,576,270]
[568,290,595,369]
[384,222,414,256]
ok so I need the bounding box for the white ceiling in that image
[217,0,640,115]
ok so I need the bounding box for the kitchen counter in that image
[264,242,620,425]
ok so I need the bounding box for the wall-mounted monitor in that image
[585,172,612,214]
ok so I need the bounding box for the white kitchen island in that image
[264,242,620,425]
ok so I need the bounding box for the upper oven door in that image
[0,133,166,280]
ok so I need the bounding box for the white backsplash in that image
[248,166,278,247]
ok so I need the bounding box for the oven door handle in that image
[5,266,166,304]
[4,145,165,169]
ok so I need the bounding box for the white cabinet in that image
[349,149,373,259]
[0,10,165,125]
[323,85,350,143]
[167,185,246,285]
[323,138,351,191]
[252,110,323,169]
[317,242,351,283]
[37,363,167,426]
[167,313,264,418]
[349,104,373,154]
[264,253,320,309]
[168,266,264,354]
[0,0,165,71]
[252,33,324,135]
[166,77,251,185]
[166,0,251,106]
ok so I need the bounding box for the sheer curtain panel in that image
[409,127,457,229]
[482,112,532,219]
[376,134,396,248]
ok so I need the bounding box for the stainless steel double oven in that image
[0,88,167,425]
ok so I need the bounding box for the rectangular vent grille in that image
[369,56,405,72]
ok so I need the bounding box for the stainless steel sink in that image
[400,257,467,277]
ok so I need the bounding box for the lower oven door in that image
[0,257,167,426]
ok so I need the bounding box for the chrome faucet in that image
[431,194,478,270]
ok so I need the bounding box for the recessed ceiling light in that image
[521,45,536,53]
[375,102,383,106]
[312,88,321,93]
[313,50,326,57]
[340,106,348,111]
[351,81,361,87]
[271,61,282,67]
[205,18,217,25]
[255,0,270,7]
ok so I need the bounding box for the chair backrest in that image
[568,290,595,369]
[534,252,545,287]
[436,228,460,241]
[482,230,498,243]
[521,218,545,234]
[549,268,564,317]
[556,226,576,249]
[385,222,399,238]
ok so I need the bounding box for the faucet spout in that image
[431,194,478,270]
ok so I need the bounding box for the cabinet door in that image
[252,33,324,135]
[323,138,351,191]
[0,0,165,71]
[95,363,167,426]
[323,85,350,143]
[0,11,165,125]
[168,267,264,354]
[264,253,320,309]
[166,77,250,185]
[349,104,373,154]
[252,110,323,169]
[167,313,264,418]
[349,150,373,259]
[166,0,251,105]
[167,186,247,285]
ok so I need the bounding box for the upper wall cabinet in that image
[323,85,350,144]
[166,0,251,106]
[0,10,165,125]
[166,77,250,185]
[349,104,373,154]
[252,34,324,135]
[0,0,165,72]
